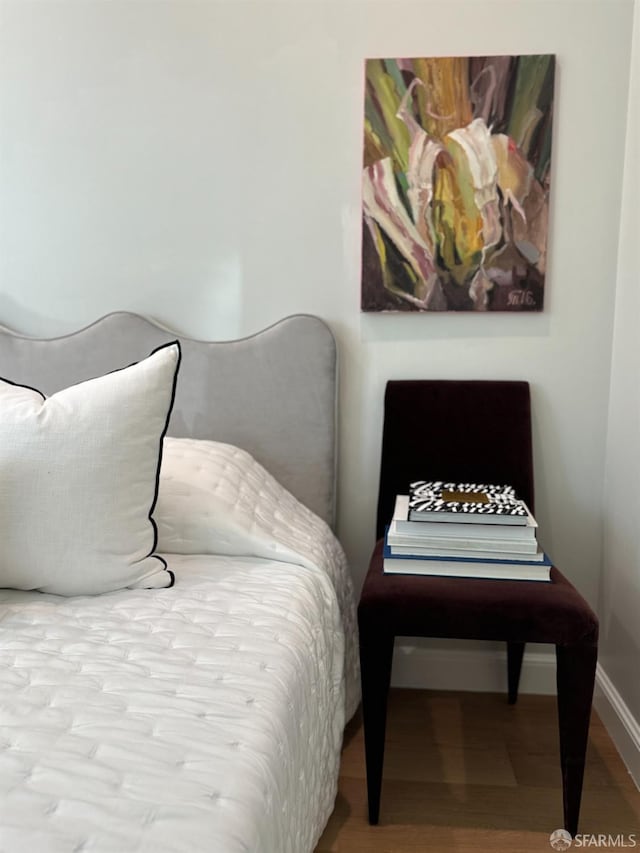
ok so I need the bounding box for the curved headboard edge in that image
[0,312,338,528]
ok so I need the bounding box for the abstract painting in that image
[361,55,555,312]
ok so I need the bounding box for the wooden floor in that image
[316,688,640,853]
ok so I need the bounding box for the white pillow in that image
[0,342,181,595]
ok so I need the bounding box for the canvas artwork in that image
[361,55,555,312]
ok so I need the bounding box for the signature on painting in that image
[508,289,537,308]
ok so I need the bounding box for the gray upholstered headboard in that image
[0,312,338,528]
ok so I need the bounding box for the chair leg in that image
[359,629,395,825]
[555,642,598,837]
[507,641,526,704]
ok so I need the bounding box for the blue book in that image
[383,534,552,582]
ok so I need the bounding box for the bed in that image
[0,312,359,853]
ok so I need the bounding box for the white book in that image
[391,495,538,541]
[383,537,552,582]
[386,541,546,562]
[387,523,540,554]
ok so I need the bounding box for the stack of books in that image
[383,481,552,581]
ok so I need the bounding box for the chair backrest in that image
[376,380,535,540]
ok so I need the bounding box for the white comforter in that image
[0,554,351,853]
[0,440,360,853]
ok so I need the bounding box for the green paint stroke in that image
[364,91,394,158]
[507,55,554,159]
[536,112,554,184]
[383,59,408,103]
[365,59,411,173]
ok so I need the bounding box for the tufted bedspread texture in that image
[0,442,359,853]
[155,438,360,719]
[0,553,354,853]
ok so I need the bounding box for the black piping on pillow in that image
[146,340,182,589]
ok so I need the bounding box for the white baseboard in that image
[389,645,640,792]
[390,641,557,694]
[594,663,640,790]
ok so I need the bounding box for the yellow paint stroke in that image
[432,142,484,286]
[411,57,473,140]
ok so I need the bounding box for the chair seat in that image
[360,539,599,647]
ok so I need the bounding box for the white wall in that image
[0,0,634,683]
[598,0,640,786]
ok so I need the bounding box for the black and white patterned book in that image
[408,481,529,525]
[391,495,538,539]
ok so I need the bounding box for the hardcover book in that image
[386,540,546,561]
[408,481,529,525]
[387,523,539,554]
[382,536,552,582]
[391,495,538,540]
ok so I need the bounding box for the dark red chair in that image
[358,380,598,836]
